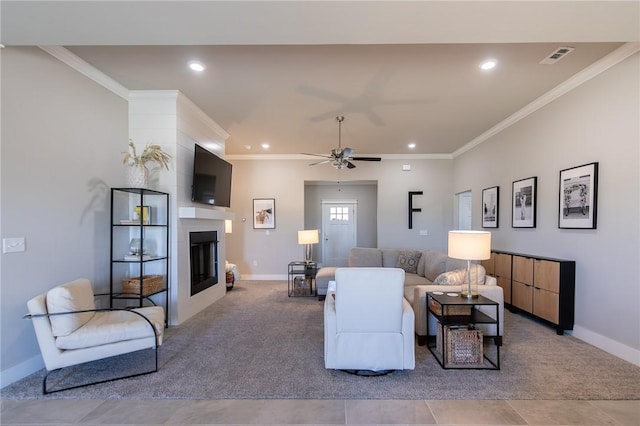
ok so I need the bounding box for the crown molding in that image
[225,153,452,161]
[38,46,129,100]
[453,42,640,158]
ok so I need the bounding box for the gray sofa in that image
[316,247,504,344]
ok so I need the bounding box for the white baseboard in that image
[0,354,44,389]
[572,326,640,367]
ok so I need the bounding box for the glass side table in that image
[287,261,317,297]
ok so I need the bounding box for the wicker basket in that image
[122,275,163,296]
[429,297,472,316]
[292,276,312,296]
[436,323,484,366]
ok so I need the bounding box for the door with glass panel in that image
[321,201,357,267]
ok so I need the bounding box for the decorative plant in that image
[122,140,172,170]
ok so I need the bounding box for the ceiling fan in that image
[302,116,381,169]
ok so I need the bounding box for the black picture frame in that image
[253,198,276,229]
[559,162,598,229]
[482,186,499,228]
[512,177,537,228]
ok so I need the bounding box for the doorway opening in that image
[304,180,377,267]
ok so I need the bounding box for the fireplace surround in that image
[189,231,219,296]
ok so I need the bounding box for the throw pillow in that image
[46,278,96,337]
[395,250,422,274]
[433,269,467,285]
[434,265,487,285]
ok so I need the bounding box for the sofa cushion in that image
[348,248,383,267]
[403,273,431,287]
[423,250,448,281]
[434,265,487,285]
[395,250,422,274]
[382,249,400,268]
[445,257,468,272]
[46,278,96,337]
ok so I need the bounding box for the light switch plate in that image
[3,237,26,253]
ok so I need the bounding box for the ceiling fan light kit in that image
[303,116,381,169]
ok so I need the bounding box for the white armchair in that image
[324,267,415,373]
[25,278,164,394]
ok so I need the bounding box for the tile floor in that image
[1,398,638,425]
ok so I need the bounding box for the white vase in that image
[127,165,148,188]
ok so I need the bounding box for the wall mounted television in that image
[191,144,233,208]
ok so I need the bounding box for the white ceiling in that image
[2,1,638,159]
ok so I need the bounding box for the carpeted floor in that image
[3,280,640,400]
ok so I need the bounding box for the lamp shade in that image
[448,230,491,260]
[298,229,319,245]
[225,219,233,234]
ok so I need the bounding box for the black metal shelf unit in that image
[110,188,169,325]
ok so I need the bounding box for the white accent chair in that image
[25,278,164,394]
[324,267,415,372]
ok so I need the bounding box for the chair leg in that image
[42,346,158,395]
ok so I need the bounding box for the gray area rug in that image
[3,280,640,400]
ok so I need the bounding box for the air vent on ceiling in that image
[540,46,575,65]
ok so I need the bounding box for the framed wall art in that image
[512,177,537,228]
[482,186,499,228]
[253,198,276,229]
[559,162,598,229]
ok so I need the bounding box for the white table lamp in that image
[448,230,491,298]
[298,229,319,263]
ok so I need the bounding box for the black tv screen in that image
[191,144,232,208]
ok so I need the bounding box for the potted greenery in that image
[122,140,172,188]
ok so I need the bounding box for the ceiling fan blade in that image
[309,159,332,166]
[352,156,382,162]
[346,161,356,169]
[301,152,332,159]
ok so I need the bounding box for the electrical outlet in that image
[3,237,25,253]
[252,260,258,266]
[419,229,428,236]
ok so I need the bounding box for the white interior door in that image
[321,201,357,267]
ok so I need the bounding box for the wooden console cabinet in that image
[486,250,575,335]
[482,252,512,304]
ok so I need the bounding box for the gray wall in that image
[453,53,640,358]
[226,158,454,277]
[304,181,378,264]
[1,47,128,383]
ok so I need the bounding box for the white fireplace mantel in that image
[178,207,235,221]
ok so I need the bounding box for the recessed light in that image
[188,61,205,72]
[480,59,497,71]
[261,143,270,149]
[408,143,416,149]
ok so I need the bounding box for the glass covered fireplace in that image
[189,231,219,296]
